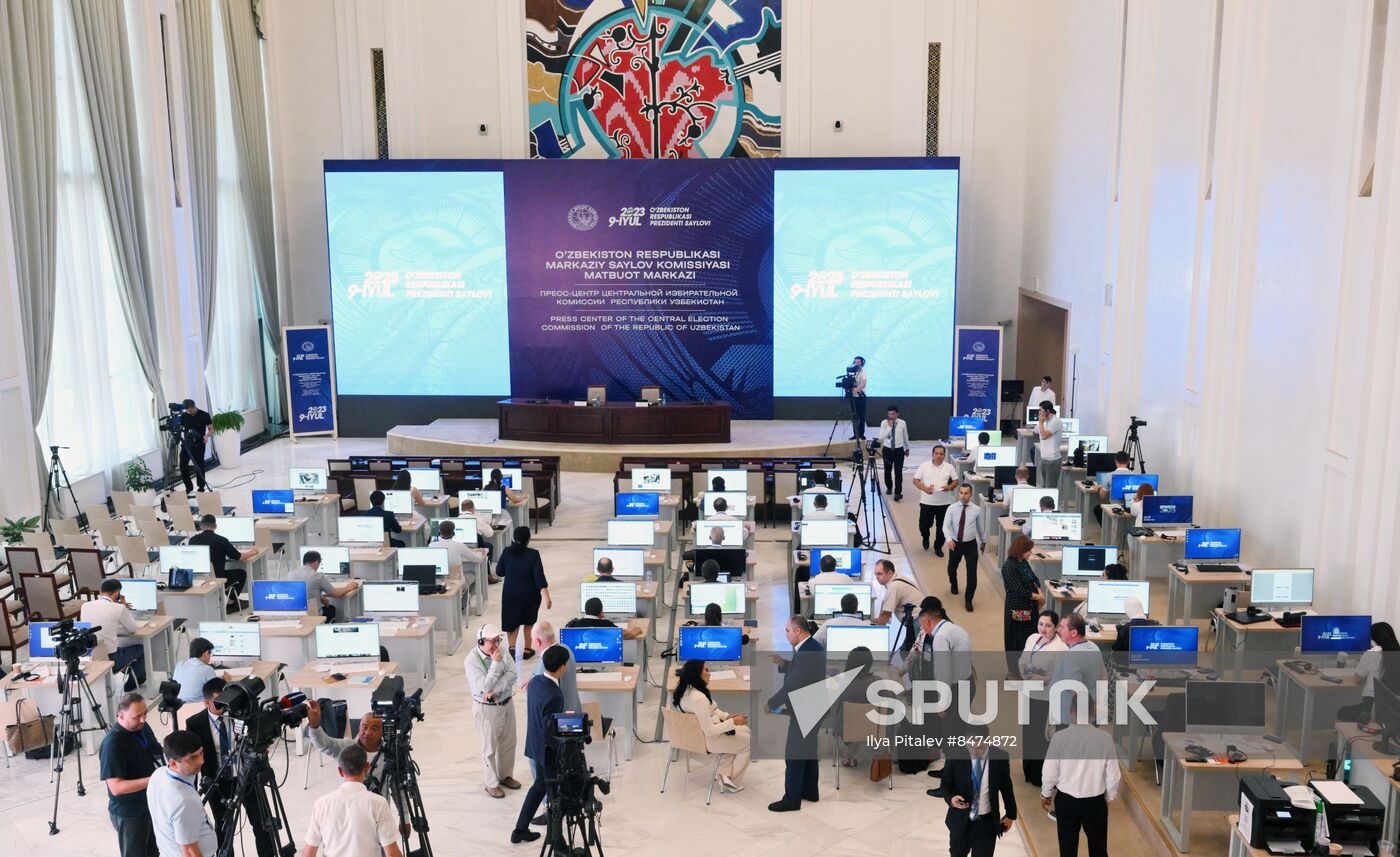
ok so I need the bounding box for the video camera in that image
[212,678,309,752]
[158,402,186,435]
[1129,416,1147,430]
[371,676,425,734]
[50,618,99,662]
[834,363,860,392]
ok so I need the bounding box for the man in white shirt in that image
[81,578,145,690]
[912,445,959,556]
[873,559,925,627]
[433,519,487,585]
[808,553,855,586]
[877,404,911,500]
[709,496,755,534]
[942,484,986,611]
[146,730,218,857]
[804,493,840,520]
[1036,402,1064,490]
[458,500,502,583]
[848,356,868,440]
[1040,721,1118,857]
[303,744,403,857]
[813,593,868,646]
[464,624,520,798]
[1028,376,1056,413]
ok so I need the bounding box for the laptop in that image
[313,624,381,668]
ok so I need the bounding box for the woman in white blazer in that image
[672,659,750,791]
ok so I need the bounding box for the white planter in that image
[212,430,241,468]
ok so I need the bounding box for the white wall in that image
[1021,0,1400,618]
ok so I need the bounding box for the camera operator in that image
[303,699,385,778]
[146,730,218,857]
[304,744,403,857]
[509,645,572,845]
[177,399,213,493]
[100,692,164,857]
[876,404,910,500]
[184,678,277,857]
[80,578,146,691]
[848,356,868,440]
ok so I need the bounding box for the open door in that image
[1015,290,1071,417]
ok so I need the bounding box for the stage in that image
[386,419,860,472]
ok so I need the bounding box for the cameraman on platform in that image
[177,399,212,493]
[185,677,277,857]
[510,645,571,845]
[101,692,164,857]
[848,356,868,440]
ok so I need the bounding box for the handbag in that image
[1010,609,1034,623]
[5,699,53,755]
[869,755,892,782]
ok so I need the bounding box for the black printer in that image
[1239,773,1313,848]
[1312,781,1385,854]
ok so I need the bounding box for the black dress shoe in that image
[922,536,930,550]
[510,829,541,844]
[894,494,903,502]
[950,583,959,595]
[804,793,819,803]
[935,548,944,557]
[965,601,974,612]
[530,813,548,827]
[927,787,950,798]
[768,800,800,812]
[927,768,944,778]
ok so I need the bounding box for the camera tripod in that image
[846,443,893,555]
[1120,421,1147,474]
[822,387,861,458]
[48,652,109,835]
[159,421,206,495]
[542,746,606,857]
[375,723,433,857]
[204,726,298,857]
[41,445,84,532]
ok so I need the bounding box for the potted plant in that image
[211,410,246,468]
[1,515,39,545]
[125,456,155,491]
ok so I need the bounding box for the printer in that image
[1239,773,1313,849]
[1312,780,1385,854]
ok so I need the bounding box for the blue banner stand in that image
[282,325,339,442]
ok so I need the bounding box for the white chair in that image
[195,491,225,519]
[167,501,198,536]
[49,518,82,540]
[660,707,731,805]
[836,702,893,790]
[92,517,128,550]
[583,701,617,780]
[137,517,172,548]
[80,503,113,525]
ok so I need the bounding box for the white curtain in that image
[39,0,156,479]
[203,0,260,414]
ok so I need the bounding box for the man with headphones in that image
[465,623,521,799]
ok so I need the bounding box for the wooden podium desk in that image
[497,399,731,444]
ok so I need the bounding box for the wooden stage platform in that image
[386,418,859,472]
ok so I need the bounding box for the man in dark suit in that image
[767,614,825,812]
[184,678,277,856]
[939,726,1018,857]
[510,645,570,845]
[362,490,406,548]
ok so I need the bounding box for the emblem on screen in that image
[567,204,598,231]
[973,341,986,353]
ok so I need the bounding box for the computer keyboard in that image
[707,669,738,681]
[312,663,380,674]
[576,671,623,682]
[1196,563,1244,573]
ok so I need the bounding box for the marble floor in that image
[0,435,1033,857]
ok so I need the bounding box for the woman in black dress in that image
[1001,535,1044,674]
[498,526,550,658]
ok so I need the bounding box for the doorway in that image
[1016,289,1070,416]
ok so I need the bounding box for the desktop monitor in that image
[362,581,420,614]
[1248,569,1315,608]
[797,469,843,491]
[1185,680,1267,734]
[694,547,746,579]
[1068,435,1109,456]
[252,490,296,515]
[688,582,745,615]
[29,622,94,659]
[338,516,385,544]
[702,492,747,517]
[949,416,986,438]
[160,544,212,577]
[976,446,1017,471]
[289,467,328,492]
[458,489,503,515]
[801,492,847,517]
[1373,680,1400,752]
[1086,580,1151,616]
[380,490,413,516]
[1084,452,1119,475]
[1128,626,1199,666]
[593,547,645,578]
[1141,495,1193,525]
[1183,528,1241,561]
[395,547,449,577]
[705,469,748,493]
[810,548,862,577]
[301,546,351,575]
[200,622,261,659]
[1300,615,1373,654]
[1061,418,1081,435]
[215,516,256,544]
[607,519,655,547]
[1109,473,1159,502]
[122,579,159,613]
[1061,546,1119,578]
[1029,513,1083,542]
[560,626,624,664]
[251,580,309,614]
[630,467,671,492]
[812,583,873,617]
[993,465,1037,488]
[964,430,1003,451]
[696,520,746,547]
[825,624,893,655]
[615,492,660,517]
[1009,487,1059,515]
[405,468,442,492]
[482,467,523,490]
[580,582,638,615]
[314,624,381,660]
[677,626,743,662]
[799,519,848,548]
